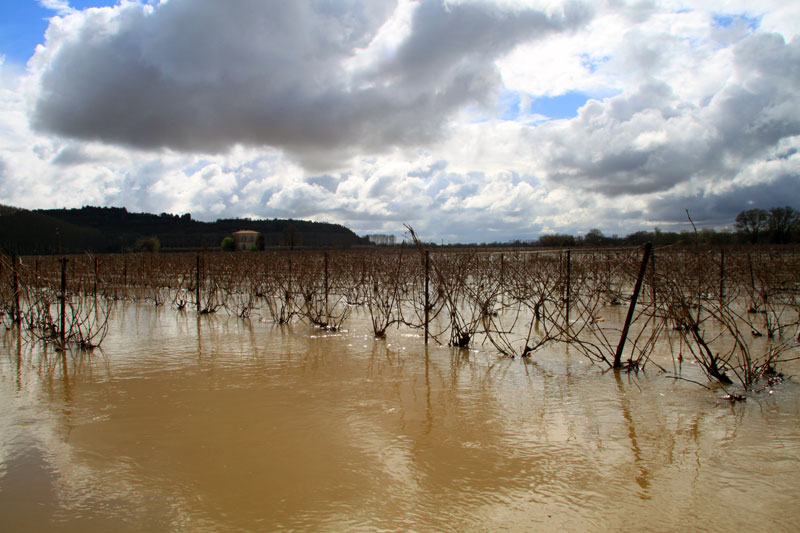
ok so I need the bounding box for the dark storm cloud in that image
[646,173,800,226]
[29,0,592,168]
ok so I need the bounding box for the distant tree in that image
[734,208,768,244]
[220,237,236,251]
[625,230,653,246]
[538,234,576,247]
[698,227,720,245]
[133,235,160,253]
[0,204,22,216]
[584,228,605,246]
[281,224,302,250]
[255,234,265,251]
[766,206,799,244]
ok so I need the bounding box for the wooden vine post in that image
[59,257,68,349]
[650,248,656,305]
[195,254,201,313]
[424,250,430,345]
[614,242,652,369]
[499,253,504,305]
[324,251,329,316]
[12,253,21,324]
[93,256,99,298]
[287,253,293,310]
[565,249,571,329]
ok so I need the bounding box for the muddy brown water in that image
[1,303,799,532]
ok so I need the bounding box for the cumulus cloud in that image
[529,32,800,202]
[29,0,592,169]
[2,1,799,243]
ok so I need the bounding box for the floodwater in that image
[1,303,799,532]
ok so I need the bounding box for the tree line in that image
[733,206,799,244]
[541,205,798,248]
[0,205,369,255]
[2,204,797,254]
[429,206,800,248]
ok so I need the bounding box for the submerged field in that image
[1,246,799,530]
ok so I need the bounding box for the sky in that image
[0,0,798,243]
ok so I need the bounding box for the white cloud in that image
[0,1,798,244]
[38,0,75,17]
[27,0,591,171]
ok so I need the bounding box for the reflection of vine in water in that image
[365,339,406,382]
[0,325,132,520]
[614,372,651,494]
[195,312,245,362]
[1,326,111,411]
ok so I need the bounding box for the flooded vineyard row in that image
[1,246,800,531]
[2,246,799,390]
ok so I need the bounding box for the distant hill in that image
[0,205,369,254]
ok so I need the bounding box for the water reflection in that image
[0,303,799,531]
[614,372,651,495]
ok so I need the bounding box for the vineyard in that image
[2,242,799,392]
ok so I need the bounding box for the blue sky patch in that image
[71,1,123,9]
[0,2,50,65]
[711,13,760,31]
[498,90,521,120]
[0,1,120,66]
[580,53,609,74]
[183,159,212,176]
[530,91,592,120]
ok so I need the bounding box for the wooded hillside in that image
[0,205,369,254]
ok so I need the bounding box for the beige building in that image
[233,230,260,251]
